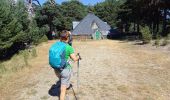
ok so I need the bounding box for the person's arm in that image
[70,53,79,62]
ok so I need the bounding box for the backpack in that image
[49,41,67,69]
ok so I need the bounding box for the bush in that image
[168,34,170,39]
[19,50,29,66]
[38,35,48,43]
[153,34,161,46]
[0,63,7,74]
[154,39,160,47]
[141,26,152,44]
[0,1,43,59]
[161,37,169,46]
[31,48,37,57]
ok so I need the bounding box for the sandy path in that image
[1,40,170,100]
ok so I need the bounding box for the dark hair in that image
[60,30,69,41]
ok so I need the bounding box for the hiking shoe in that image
[66,84,73,90]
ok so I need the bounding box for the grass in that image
[40,96,49,100]
[19,50,30,66]
[27,89,37,96]
[153,39,160,47]
[0,63,7,74]
[117,85,129,93]
[32,47,37,57]
[153,38,169,47]
[0,47,38,88]
[160,37,169,46]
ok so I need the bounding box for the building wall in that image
[72,35,92,40]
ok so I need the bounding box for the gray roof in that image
[72,13,111,35]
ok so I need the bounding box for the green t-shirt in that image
[65,44,74,68]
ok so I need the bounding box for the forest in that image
[0,0,170,59]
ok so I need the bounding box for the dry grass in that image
[0,48,38,83]
[27,89,37,96]
[40,96,49,100]
[0,40,170,100]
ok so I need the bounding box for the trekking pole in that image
[77,53,81,99]
[71,86,78,100]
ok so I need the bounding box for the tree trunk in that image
[133,23,136,32]
[156,8,160,33]
[137,21,140,33]
[162,8,167,36]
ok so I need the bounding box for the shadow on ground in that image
[48,81,60,97]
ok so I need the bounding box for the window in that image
[91,21,98,30]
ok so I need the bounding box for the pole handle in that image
[77,53,82,60]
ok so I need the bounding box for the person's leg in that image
[54,69,60,78]
[54,69,61,87]
[60,85,67,100]
[60,68,72,100]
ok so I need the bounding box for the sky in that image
[38,0,105,5]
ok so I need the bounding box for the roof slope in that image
[72,13,111,35]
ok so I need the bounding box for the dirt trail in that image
[1,40,170,100]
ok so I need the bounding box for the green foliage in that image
[0,63,7,74]
[154,39,160,46]
[0,48,38,75]
[168,34,170,39]
[153,34,161,46]
[93,0,125,27]
[154,35,169,47]
[34,0,87,39]
[60,1,87,30]
[26,21,43,44]
[32,48,37,57]
[161,37,169,46]
[118,0,170,36]
[35,1,63,39]
[38,35,48,43]
[20,50,29,66]
[0,0,43,59]
[0,0,23,49]
[141,26,152,44]
[3,0,169,59]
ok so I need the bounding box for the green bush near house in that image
[168,34,170,39]
[154,39,160,46]
[141,26,152,44]
[38,35,48,43]
[161,37,169,46]
[153,35,161,46]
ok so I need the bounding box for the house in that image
[72,13,111,40]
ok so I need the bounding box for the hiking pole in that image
[71,86,78,100]
[77,53,81,99]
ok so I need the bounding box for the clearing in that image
[1,40,170,100]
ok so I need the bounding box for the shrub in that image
[0,63,7,74]
[38,35,48,43]
[161,37,169,46]
[168,34,170,39]
[141,26,152,44]
[20,50,29,66]
[153,34,161,47]
[154,39,160,47]
[31,48,37,57]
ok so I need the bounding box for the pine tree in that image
[0,0,43,59]
[0,0,23,49]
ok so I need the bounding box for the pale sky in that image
[38,0,105,5]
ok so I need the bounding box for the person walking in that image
[68,31,73,46]
[49,30,79,100]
